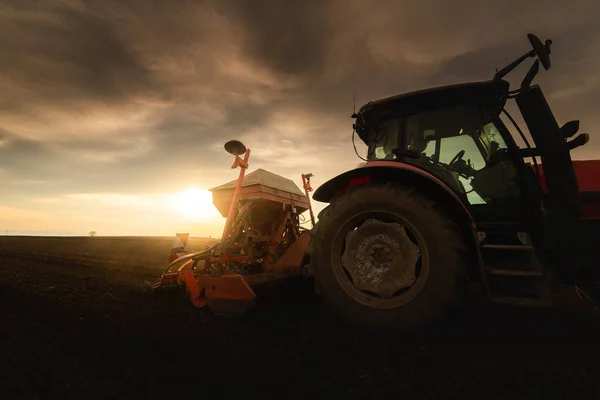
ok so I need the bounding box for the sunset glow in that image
[169,188,222,221]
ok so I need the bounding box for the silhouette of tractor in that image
[308,33,599,329]
[154,33,600,330]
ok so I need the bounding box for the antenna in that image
[351,90,357,118]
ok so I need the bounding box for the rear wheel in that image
[309,183,468,330]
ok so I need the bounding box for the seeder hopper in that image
[152,140,314,316]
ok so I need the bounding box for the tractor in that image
[153,33,599,331]
[307,33,600,330]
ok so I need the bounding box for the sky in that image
[1,0,599,237]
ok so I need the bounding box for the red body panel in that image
[533,160,600,220]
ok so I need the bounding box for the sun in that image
[169,188,220,220]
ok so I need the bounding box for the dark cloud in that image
[219,0,334,77]
[0,2,162,112]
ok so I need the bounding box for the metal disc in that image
[224,140,247,156]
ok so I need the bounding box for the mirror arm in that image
[494,49,536,80]
[520,59,540,90]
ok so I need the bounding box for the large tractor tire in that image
[309,183,468,331]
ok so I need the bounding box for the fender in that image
[313,161,476,229]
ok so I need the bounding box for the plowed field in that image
[1,237,599,399]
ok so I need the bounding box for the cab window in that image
[403,104,519,205]
[367,117,401,161]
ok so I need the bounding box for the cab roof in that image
[355,79,510,143]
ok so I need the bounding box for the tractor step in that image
[477,230,553,307]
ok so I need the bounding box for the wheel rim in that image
[331,211,429,309]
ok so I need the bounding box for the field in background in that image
[0,235,220,271]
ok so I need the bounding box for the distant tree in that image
[89,231,97,237]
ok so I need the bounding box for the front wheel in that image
[309,183,468,331]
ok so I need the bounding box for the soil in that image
[1,251,600,399]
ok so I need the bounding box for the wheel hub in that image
[341,218,421,298]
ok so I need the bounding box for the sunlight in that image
[169,187,221,221]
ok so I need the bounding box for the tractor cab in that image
[352,34,590,229]
[356,83,522,211]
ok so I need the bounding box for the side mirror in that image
[560,120,580,139]
[528,33,552,70]
[566,133,590,150]
[494,33,552,81]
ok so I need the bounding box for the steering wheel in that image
[446,149,478,178]
[449,150,466,167]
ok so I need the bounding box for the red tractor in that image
[307,33,600,330]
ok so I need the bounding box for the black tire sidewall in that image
[312,184,466,330]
